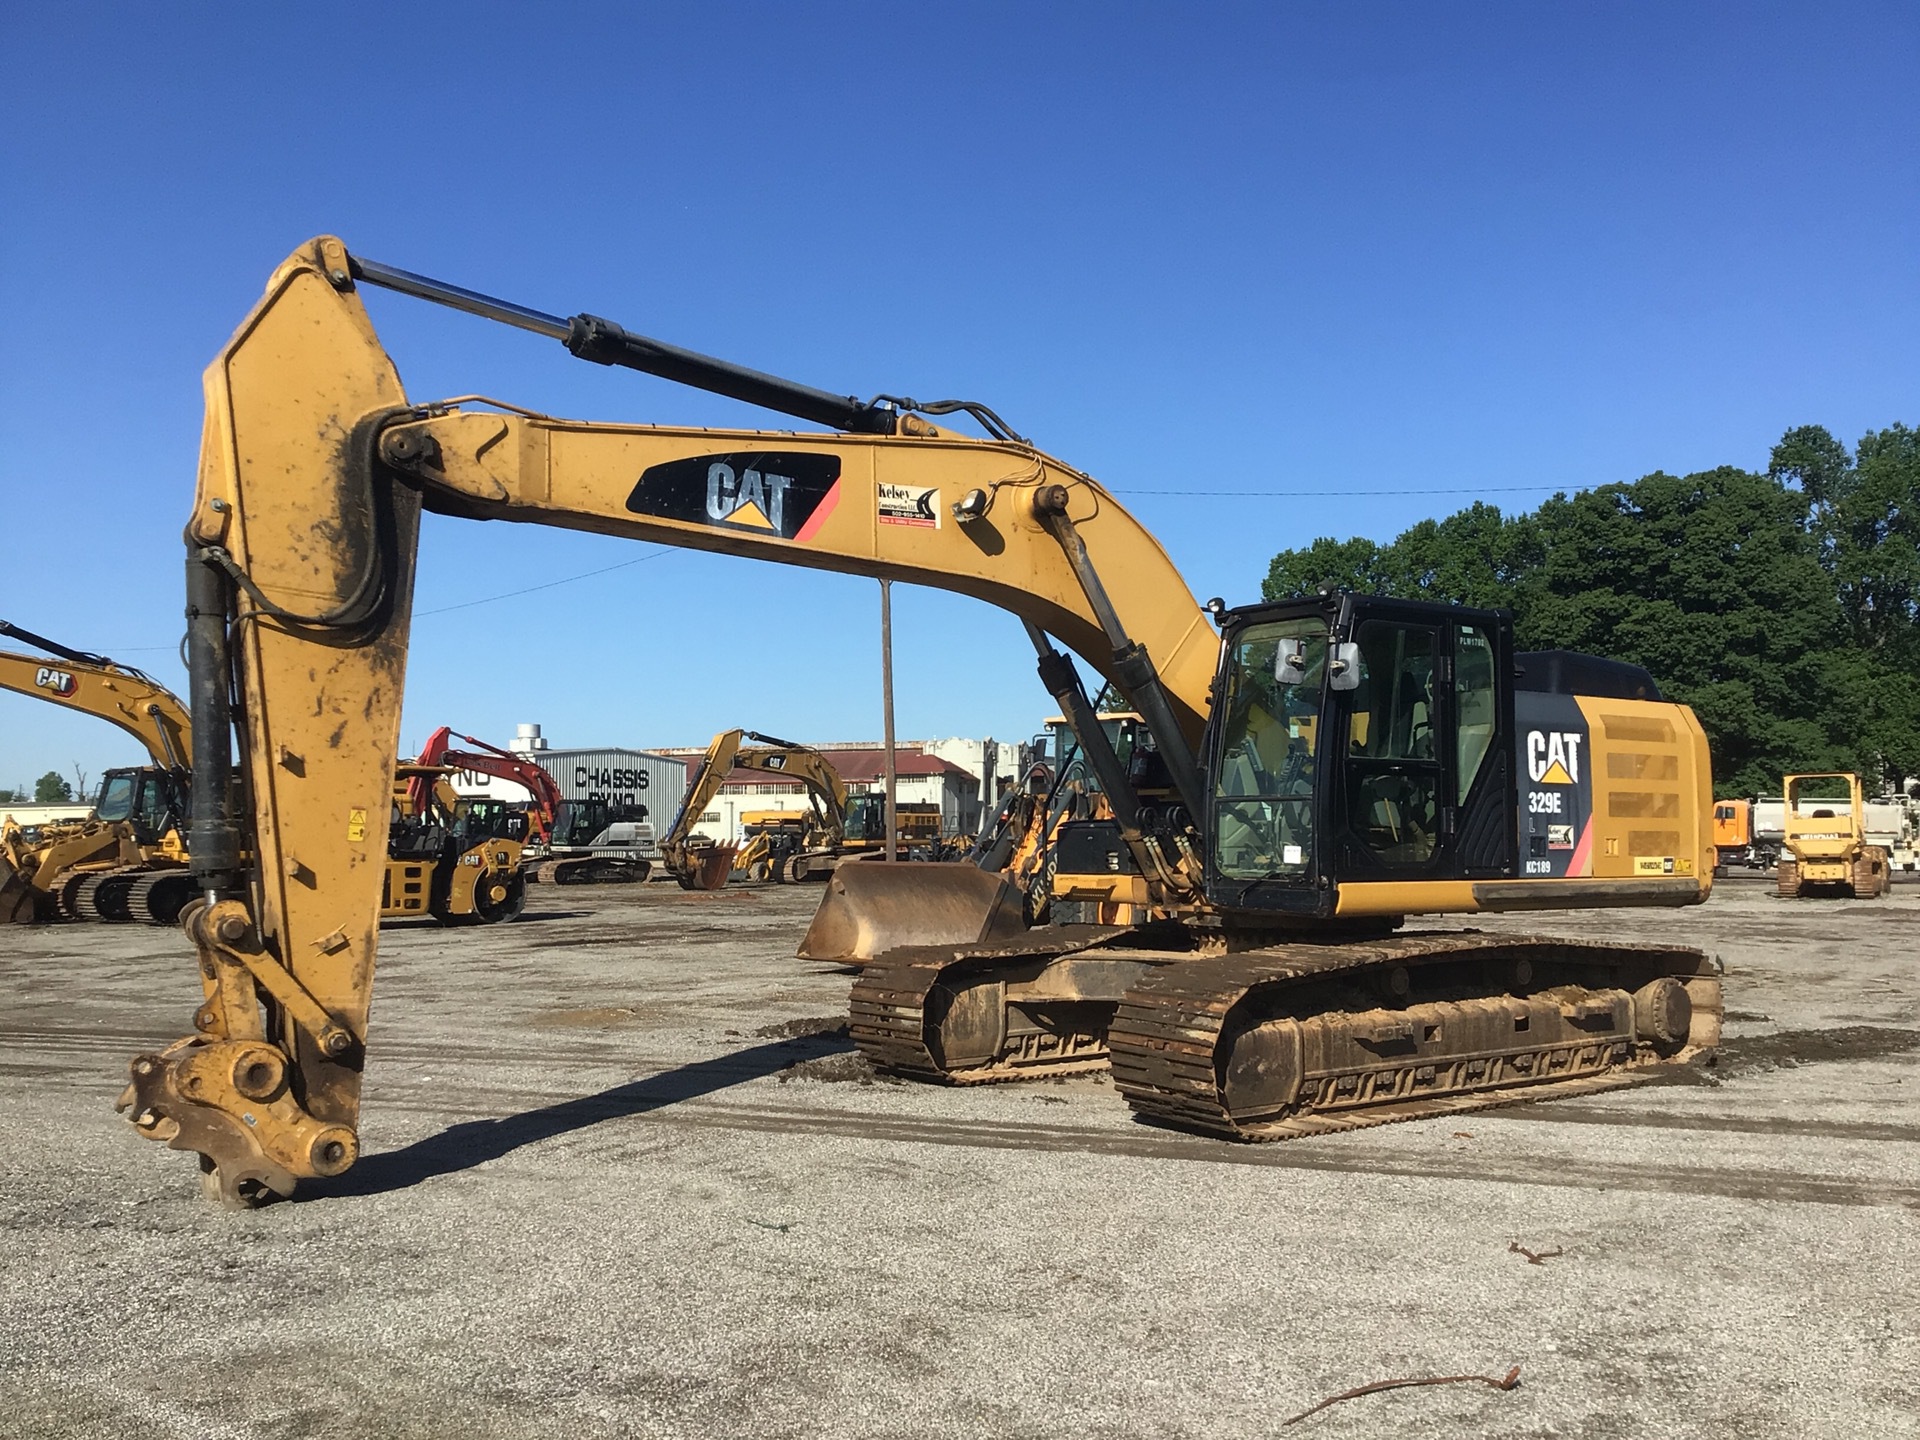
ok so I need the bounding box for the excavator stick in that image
[118,239,421,1205]
[798,861,1029,963]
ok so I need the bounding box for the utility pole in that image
[880,579,898,861]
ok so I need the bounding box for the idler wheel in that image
[1632,977,1693,1052]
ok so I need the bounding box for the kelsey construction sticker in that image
[878,483,940,528]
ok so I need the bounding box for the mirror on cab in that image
[1274,638,1313,685]
[1328,641,1362,691]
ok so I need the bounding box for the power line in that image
[414,547,679,617]
[89,547,684,652]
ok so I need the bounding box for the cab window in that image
[1212,619,1325,881]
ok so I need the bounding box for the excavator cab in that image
[93,766,192,853]
[1195,595,1515,916]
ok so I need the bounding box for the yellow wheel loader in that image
[1775,773,1889,899]
[0,620,197,924]
[116,240,1720,1203]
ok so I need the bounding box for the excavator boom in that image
[0,621,193,769]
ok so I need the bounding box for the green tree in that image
[1260,421,1914,795]
[33,771,73,803]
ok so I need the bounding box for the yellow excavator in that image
[0,620,197,924]
[660,729,852,888]
[118,239,1721,1203]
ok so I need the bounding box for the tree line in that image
[1262,423,1918,797]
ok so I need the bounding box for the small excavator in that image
[408,726,561,847]
[0,620,197,924]
[659,729,854,888]
[118,239,1721,1203]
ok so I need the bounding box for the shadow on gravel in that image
[301,1029,855,1201]
[1711,1025,1920,1079]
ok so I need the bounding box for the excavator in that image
[118,239,1722,1203]
[0,620,197,924]
[408,726,561,847]
[659,729,853,888]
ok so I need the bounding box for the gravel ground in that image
[1,875,1915,1440]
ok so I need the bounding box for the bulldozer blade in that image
[798,861,1029,963]
[0,857,37,925]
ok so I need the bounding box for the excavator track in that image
[118,869,199,926]
[1109,933,1721,1142]
[846,929,1719,1143]
[848,936,1130,1085]
[60,866,146,922]
[531,856,651,885]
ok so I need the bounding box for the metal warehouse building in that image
[448,724,688,831]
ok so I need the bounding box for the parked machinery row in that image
[2,621,520,927]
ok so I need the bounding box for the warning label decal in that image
[878,483,940,528]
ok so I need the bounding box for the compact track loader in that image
[117,240,1720,1203]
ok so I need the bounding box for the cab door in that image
[1334,611,1512,879]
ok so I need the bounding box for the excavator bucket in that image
[0,855,37,925]
[798,861,1029,963]
[679,844,738,891]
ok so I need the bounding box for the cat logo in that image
[34,666,77,698]
[627,451,842,542]
[706,461,791,531]
[1526,729,1583,786]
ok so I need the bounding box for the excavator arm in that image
[730,733,851,839]
[660,729,747,862]
[121,237,1218,1203]
[411,726,563,843]
[0,621,193,769]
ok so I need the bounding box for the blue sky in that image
[2,2,1914,792]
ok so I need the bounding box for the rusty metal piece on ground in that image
[799,861,1029,963]
[1509,1242,1564,1265]
[1282,1365,1522,1427]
